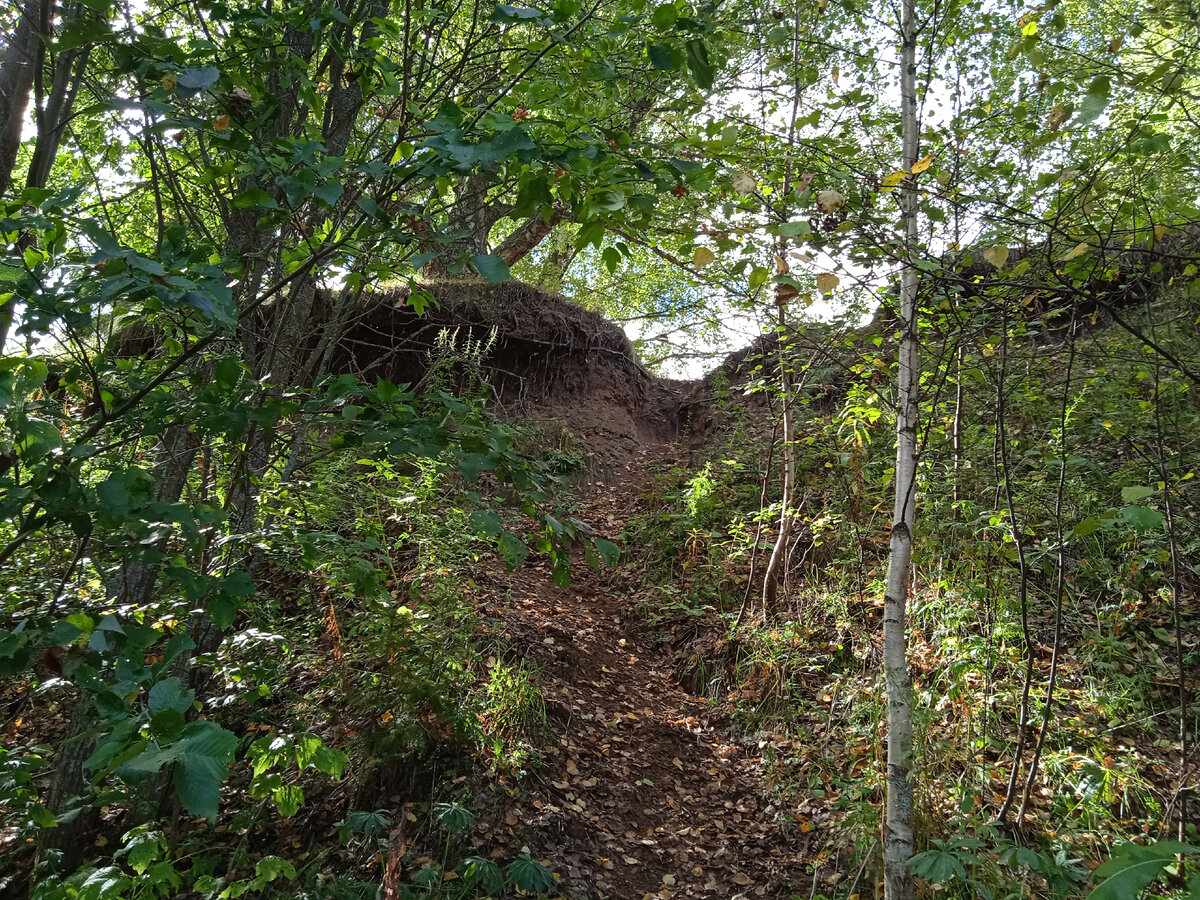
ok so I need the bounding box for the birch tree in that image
[882,0,919,892]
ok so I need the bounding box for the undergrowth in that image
[619,301,1200,898]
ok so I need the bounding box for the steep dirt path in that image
[466,447,820,899]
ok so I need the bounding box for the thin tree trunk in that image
[882,0,919,891]
[1017,315,1077,821]
[735,420,777,629]
[952,343,963,519]
[995,302,1035,825]
[760,309,794,615]
[1148,311,1191,841]
[760,2,802,617]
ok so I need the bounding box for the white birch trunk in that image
[883,0,919,893]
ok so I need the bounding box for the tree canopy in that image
[2,0,1199,895]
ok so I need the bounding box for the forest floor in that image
[449,443,838,900]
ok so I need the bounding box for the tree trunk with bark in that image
[0,0,42,197]
[882,0,919,894]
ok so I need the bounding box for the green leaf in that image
[767,25,790,46]
[1120,485,1154,503]
[552,558,571,588]
[651,3,677,28]
[1088,841,1199,900]
[463,857,504,894]
[470,510,503,538]
[148,678,195,716]
[313,181,344,207]
[122,830,165,876]
[252,856,296,888]
[646,42,673,70]
[293,733,348,778]
[171,721,238,822]
[594,538,620,566]
[230,189,277,210]
[684,39,714,90]
[909,848,967,883]
[774,221,812,237]
[176,66,220,91]
[15,417,61,461]
[490,3,546,23]
[1075,76,1111,128]
[434,801,473,834]
[1120,505,1164,532]
[498,531,528,569]
[214,356,243,389]
[472,254,511,283]
[587,189,627,212]
[507,853,556,894]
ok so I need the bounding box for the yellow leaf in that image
[692,246,716,269]
[774,253,789,274]
[816,272,839,294]
[1011,258,1031,276]
[881,170,907,193]
[910,154,933,174]
[982,245,1009,270]
[161,74,178,90]
[1059,242,1089,261]
[832,66,840,86]
[1153,224,1168,242]
[213,114,231,132]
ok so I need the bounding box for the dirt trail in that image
[467,446,819,900]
